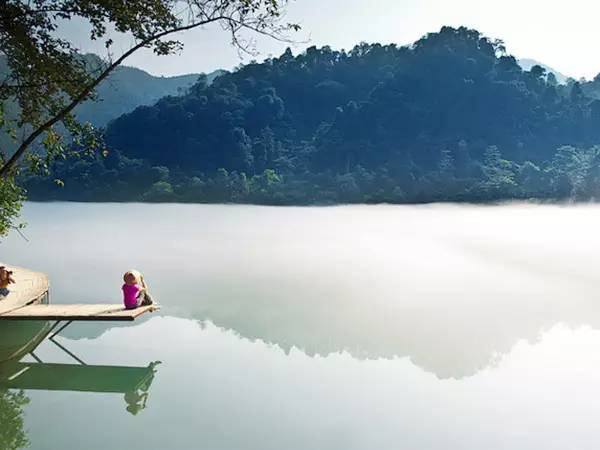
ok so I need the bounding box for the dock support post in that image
[29,351,43,363]
[49,320,73,340]
[49,338,87,365]
[46,320,86,365]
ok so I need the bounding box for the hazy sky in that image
[63,0,600,79]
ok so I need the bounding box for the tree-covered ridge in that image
[24,26,600,204]
[74,54,226,127]
[518,58,569,85]
[0,54,225,130]
[0,53,224,162]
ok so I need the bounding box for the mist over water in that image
[5,202,600,376]
[3,202,600,449]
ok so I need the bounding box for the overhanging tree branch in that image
[0,0,297,238]
[0,8,296,178]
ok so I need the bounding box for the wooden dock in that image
[0,262,158,322]
[0,304,157,321]
[0,262,50,315]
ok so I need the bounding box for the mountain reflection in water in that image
[4,203,600,449]
[5,203,600,379]
[5,316,600,450]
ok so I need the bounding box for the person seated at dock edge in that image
[0,266,15,298]
[122,270,154,310]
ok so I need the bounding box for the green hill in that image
[0,54,225,150]
[23,27,600,204]
[75,54,225,127]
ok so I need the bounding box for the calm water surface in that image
[3,202,600,449]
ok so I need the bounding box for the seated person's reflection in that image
[124,361,161,415]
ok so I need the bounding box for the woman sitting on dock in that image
[122,270,154,310]
[0,266,15,298]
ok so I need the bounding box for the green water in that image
[3,202,600,449]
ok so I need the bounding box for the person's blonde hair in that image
[123,269,145,287]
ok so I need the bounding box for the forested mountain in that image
[24,27,600,204]
[74,55,225,127]
[0,53,224,142]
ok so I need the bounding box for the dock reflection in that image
[0,323,160,415]
[0,360,160,395]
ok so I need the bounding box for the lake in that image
[3,202,600,449]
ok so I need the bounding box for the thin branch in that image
[0,5,298,178]
[11,225,29,242]
[0,16,227,178]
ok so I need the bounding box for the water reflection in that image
[0,360,160,397]
[0,321,51,362]
[11,316,600,450]
[5,203,600,379]
[0,388,28,450]
[0,321,161,449]
[124,361,161,415]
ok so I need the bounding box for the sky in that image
[62,0,600,80]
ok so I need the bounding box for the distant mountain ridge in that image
[0,53,225,156]
[0,53,225,131]
[75,54,225,127]
[518,58,571,84]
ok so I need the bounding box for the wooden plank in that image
[4,304,119,319]
[0,262,49,315]
[95,305,158,320]
[0,304,159,321]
